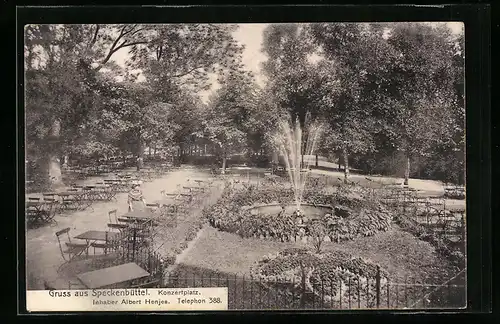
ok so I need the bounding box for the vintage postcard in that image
[24,21,466,311]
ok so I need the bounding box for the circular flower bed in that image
[203,182,393,243]
[251,248,388,307]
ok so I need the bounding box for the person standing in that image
[136,155,143,171]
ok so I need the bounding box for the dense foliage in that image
[394,214,465,270]
[252,247,388,307]
[25,23,464,189]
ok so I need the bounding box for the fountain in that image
[274,113,325,212]
[248,113,329,221]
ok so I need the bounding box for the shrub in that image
[394,214,465,269]
[253,248,388,307]
[162,254,176,266]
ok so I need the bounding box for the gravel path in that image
[25,167,211,290]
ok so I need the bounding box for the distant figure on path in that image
[136,155,143,171]
[128,184,146,211]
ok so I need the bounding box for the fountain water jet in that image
[273,113,324,212]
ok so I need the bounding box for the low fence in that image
[163,266,466,310]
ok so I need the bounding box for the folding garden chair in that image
[108,209,118,223]
[41,199,59,224]
[60,196,78,212]
[108,223,129,233]
[90,232,113,255]
[42,193,56,200]
[55,227,88,272]
[146,203,162,217]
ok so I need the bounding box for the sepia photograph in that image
[24,21,466,311]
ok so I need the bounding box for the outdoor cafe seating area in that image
[25,162,174,229]
[40,172,217,290]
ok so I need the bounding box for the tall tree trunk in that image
[404,154,411,186]
[204,144,207,156]
[178,142,185,162]
[136,131,144,171]
[301,153,304,169]
[43,119,64,190]
[315,154,319,167]
[343,147,350,183]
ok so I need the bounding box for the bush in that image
[162,254,176,266]
[252,248,388,307]
[394,214,465,269]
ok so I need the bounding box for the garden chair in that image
[117,216,146,224]
[42,193,56,200]
[55,227,88,272]
[90,232,113,255]
[164,192,180,200]
[146,203,163,217]
[108,209,118,223]
[41,199,59,223]
[61,196,78,211]
[108,223,129,233]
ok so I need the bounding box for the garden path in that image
[26,167,211,290]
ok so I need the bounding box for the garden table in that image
[26,201,57,224]
[94,184,117,200]
[154,198,182,213]
[122,210,156,220]
[75,230,119,243]
[58,191,91,211]
[193,179,207,186]
[77,262,150,289]
[26,201,48,224]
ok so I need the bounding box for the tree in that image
[24,24,157,189]
[126,24,244,90]
[125,24,246,159]
[196,70,258,173]
[104,82,177,162]
[261,24,329,167]
[380,23,461,185]
[24,24,242,189]
[309,23,463,185]
[309,23,390,182]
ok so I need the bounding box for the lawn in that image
[175,223,461,309]
[179,224,456,284]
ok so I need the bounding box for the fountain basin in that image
[244,203,333,219]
